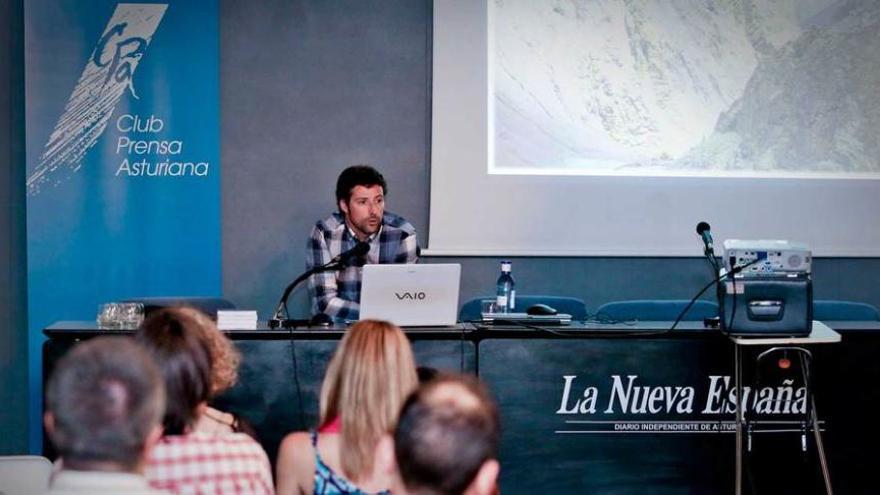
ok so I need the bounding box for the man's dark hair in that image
[394,374,500,495]
[46,337,164,471]
[135,308,213,435]
[335,165,388,204]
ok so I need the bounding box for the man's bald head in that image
[45,337,164,471]
[393,374,500,495]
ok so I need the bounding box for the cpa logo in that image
[94,21,150,96]
[395,292,427,301]
[27,4,168,195]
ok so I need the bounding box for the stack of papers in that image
[217,310,258,330]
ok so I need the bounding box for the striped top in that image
[146,432,274,494]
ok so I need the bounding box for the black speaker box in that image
[720,276,812,336]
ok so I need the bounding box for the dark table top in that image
[46,319,880,341]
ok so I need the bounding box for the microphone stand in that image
[696,222,723,327]
[268,261,345,329]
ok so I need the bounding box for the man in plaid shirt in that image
[307,165,420,320]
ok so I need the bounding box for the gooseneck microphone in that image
[696,221,714,257]
[269,241,371,329]
[330,241,370,266]
[694,221,726,330]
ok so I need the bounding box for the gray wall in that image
[221,0,431,316]
[0,0,29,455]
[220,0,880,318]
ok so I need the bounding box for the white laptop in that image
[359,263,461,327]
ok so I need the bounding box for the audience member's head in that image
[176,306,241,396]
[384,373,501,495]
[320,319,418,480]
[135,307,214,435]
[45,337,165,472]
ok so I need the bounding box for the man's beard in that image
[353,216,380,237]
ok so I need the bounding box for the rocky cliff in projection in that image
[674,0,880,174]
[491,0,878,176]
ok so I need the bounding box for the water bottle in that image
[495,261,516,313]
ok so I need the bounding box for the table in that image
[43,320,880,493]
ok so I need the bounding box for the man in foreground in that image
[379,373,501,495]
[44,337,166,494]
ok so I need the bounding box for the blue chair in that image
[813,300,880,321]
[595,299,719,322]
[459,295,587,322]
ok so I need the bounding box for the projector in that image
[722,240,811,277]
[719,239,812,336]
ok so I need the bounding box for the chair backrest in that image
[459,295,588,321]
[813,300,880,321]
[0,455,52,495]
[596,299,719,322]
[122,296,236,318]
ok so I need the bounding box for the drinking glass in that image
[480,299,498,315]
[118,302,145,328]
[97,303,122,329]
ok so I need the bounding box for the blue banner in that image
[25,1,220,451]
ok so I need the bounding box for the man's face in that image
[340,184,385,240]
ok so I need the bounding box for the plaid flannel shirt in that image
[146,432,274,495]
[306,211,419,320]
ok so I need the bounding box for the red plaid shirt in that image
[146,432,274,494]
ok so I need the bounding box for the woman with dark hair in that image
[170,307,251,435]
[136,308,274,494]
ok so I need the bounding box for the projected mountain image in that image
[491,0,880,176]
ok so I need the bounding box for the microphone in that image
[269,241,371,328]
[695,221,725,319]
[696,221,714,256]
[330,241,370,267]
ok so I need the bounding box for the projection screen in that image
[428,0,880,256]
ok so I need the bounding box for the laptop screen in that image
[359,263,461,327]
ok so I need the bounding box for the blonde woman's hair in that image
[319,320,418,480]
